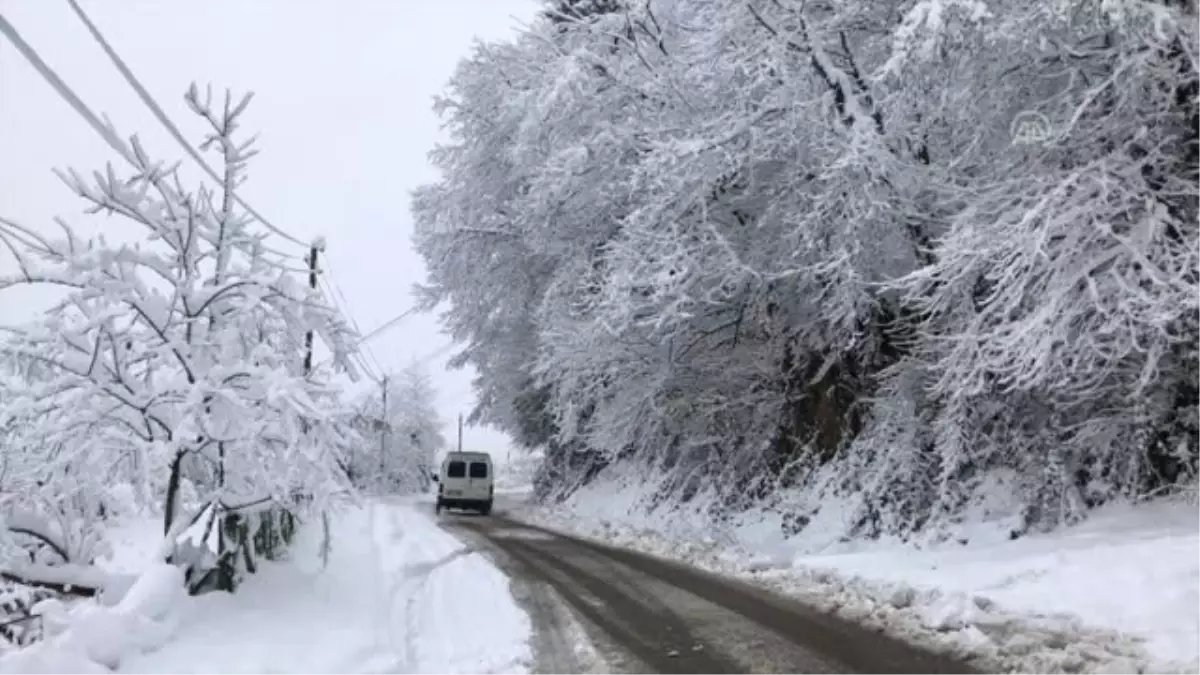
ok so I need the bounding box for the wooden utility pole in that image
[300,239,327,566]
[457,413,463,452]
[380,375,389,484]
[302,242,320,377]
[299,241,320,504]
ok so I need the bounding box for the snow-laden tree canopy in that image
[413,0,1198,541]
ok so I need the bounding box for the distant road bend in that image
[440,506,977,674]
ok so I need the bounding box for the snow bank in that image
[0,563,186,674]
[385,496,533,673]
[0,501,533,674]
[510,477,1199,674]
[0,499,534,674]
[795,499,1199,668]
[0,644,107,674]
[112,505,391,674]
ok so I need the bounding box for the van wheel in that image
[479,501,492,516]
[435,500,443,515]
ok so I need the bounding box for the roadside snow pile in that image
[114,505,386,674]
[92,516,166,578]
[392,496,533,673]
[0,514,169,673]
[0,500,533,674]
[0,562,186,674]
[509,480,1198,674]
[786,499,1198,670]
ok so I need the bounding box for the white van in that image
[435,451,494,515]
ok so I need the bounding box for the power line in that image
[327,334,381,385]
[357,307,421,346]
[320,321,451,378]
[417,342,457,365]
[2,9,393,394]
[325,269,368,344]
[57,3,427,390]
[320,266,385,376]
[0,13,135,171]
[63,0,315,252]
[363,343,386,377]
[0,11,314,274]
[359,341,386,380]
[352,353,382,384]
[308,283,399,377]
[352,344,383,382]
[316,268,386,382]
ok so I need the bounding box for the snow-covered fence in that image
[0,583,52,650]
[0,615,42,650]
[169,497,302,594]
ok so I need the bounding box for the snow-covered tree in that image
[414,0,1198,542]
[346,362,446,493]
[0,83,363,591]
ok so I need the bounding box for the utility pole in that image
[457,413,463,452]
[302,241,321,377]
[298,241,321,503]
[301,238,327,564]
[380,375,388,489]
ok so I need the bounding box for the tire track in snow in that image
[440,518,617,674]
[503,536,739,673]
[376,500,531,674]
[449,515,978,674]
[376,502,479,672]
[384,502,482,662]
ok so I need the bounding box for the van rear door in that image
[445,460,466,497]
[468,461,489,498]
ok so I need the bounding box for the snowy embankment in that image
[508,476,1198,674]
[0,498,531,674]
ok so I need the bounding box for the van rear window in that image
[469,462,488,478]
[447,461,466,478]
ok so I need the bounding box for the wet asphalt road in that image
[438,506,976,674]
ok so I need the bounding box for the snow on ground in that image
[799,499,1199,668]
[506,476,1199,674]
[94,515,164,578]
[386,496,533,674]
[1,498,532,674]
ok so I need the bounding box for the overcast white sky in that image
[0,0,539,462]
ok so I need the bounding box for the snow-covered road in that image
[442,508,973,674]
[504,485,1200,674]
